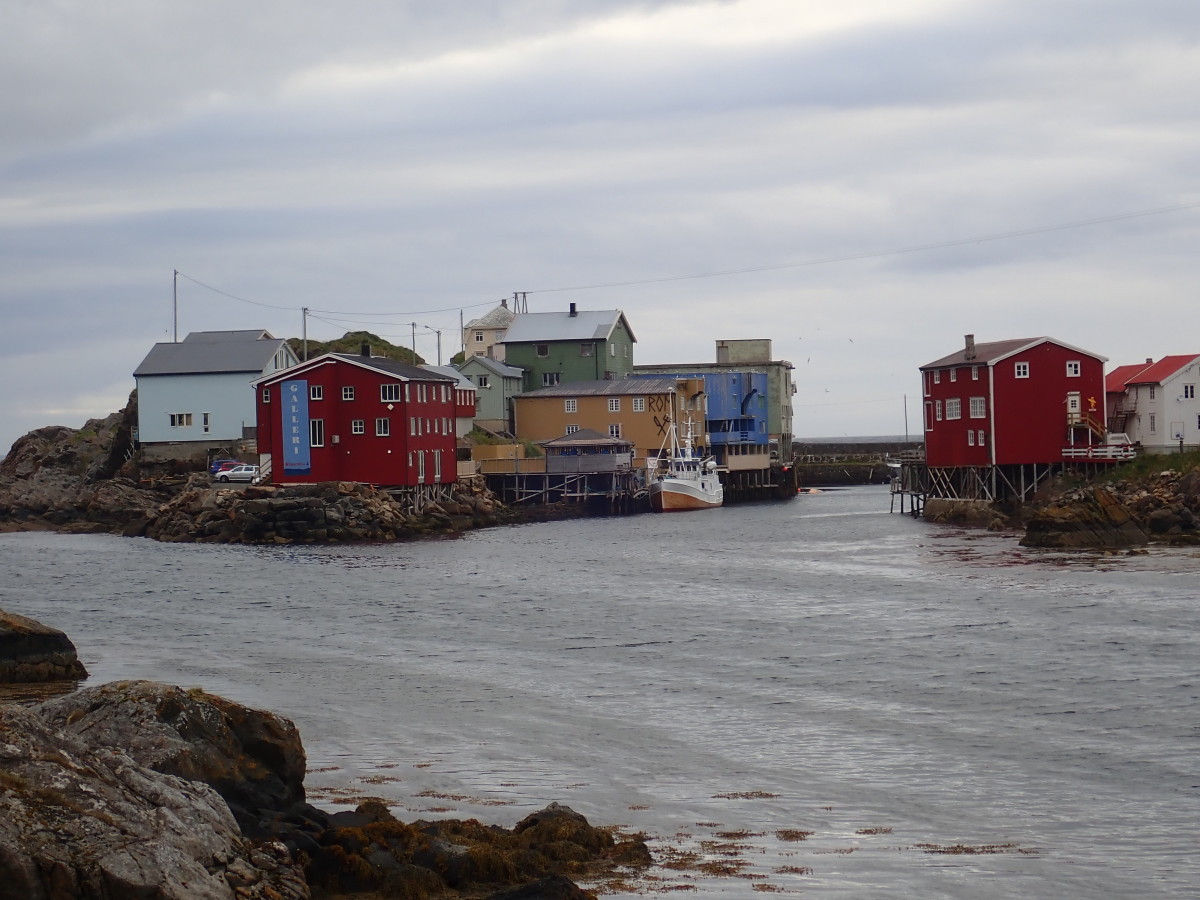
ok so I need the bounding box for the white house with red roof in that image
[1105,354,1200,452]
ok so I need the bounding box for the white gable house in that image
[133,330,298,456]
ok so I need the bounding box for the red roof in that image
[1105,362,1153,393]
[921,336,1104,370]
[1125,354,1200,386]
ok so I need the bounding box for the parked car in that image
[209,459,240,475]
[216,464,259,483]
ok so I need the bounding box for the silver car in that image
[216,464,259,483]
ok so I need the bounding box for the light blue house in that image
[133,330,298,457]
[457,355,524,434]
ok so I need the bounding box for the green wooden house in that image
[499,304,637,392]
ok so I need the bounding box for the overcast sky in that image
[2,0,1198,452]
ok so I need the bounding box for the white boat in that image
[647,417,723,512]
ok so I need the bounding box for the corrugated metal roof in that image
[421,364,475,389]
[254,352,457,385]
[519,377,683,397]
[541,428,631,448]
[1105,362,1154,393]
[134,335,289,376]
[181,329,276,343]
[500,309,635,344]
[1125,354,1200,385]
[464,356,524,378]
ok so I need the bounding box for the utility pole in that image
[411,322,417,362]
[302,307,308,360]
[173,269,178,342]
[435,328,442,365]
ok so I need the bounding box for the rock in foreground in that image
[0,609,88,682]
[1021,486,1150,549]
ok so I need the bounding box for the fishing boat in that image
[647,417,723,512]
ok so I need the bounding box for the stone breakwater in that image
[146,477,522,544]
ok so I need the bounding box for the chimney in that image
[569,302,577,317]
[964,334,976,361]
[1146,358,1153,364]
[500,297,507,308]
[360,341,370,357]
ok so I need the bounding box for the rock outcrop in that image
[0,610,88,682]
[1021,486,1151,549]
[0,699,308,900]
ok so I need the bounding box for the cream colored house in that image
[462,300,517,361]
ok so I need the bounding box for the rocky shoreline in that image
[0,613,649,900]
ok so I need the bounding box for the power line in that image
[522,200,1200,295]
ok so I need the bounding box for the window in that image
[950,368,957,382]
[376,417,390,437]
[610,342,616,357]
[542,372,560,387]
[342,386,355,400]
[565,424,580,434]
[169,413,193,427]
[310,419,325,447]
[202,412,210,434]
[608,398,621,412]
[946,398,962,420]
[1149,414,1156,433]
[476,375,490,388]
[1149,386,1156,400]
[608,424,622,438]
[633,397,645,412]
[1015,362,1030,379]
[262,389,271,403]
[1066,360,1081,377]
[310,385,324,400]
[536,343,549,358]
[967,430,975,446]
[969,396,986,418]
[978,430,986,446]
[565,399,577,413]
[1185,385,1196,399]
[972,366,980,381]
[935,400,943,421]
[443,417,451,434]
[351,419,365,435]
[381,383,402,402]
[933,371,941,384]
[474,330,484,343]
[580,343,593,357]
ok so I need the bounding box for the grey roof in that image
[256,352,455,385]
[134,333,289,377]
[421,364,475,389]
[461,356,524,378]
[518,377,683,398]
[542,428,632,449]
[464,303,517,330]
[500,309,635,344]
[181,329,276,343]
[921,336,1106,369]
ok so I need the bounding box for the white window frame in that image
[1015,362,1030,379]
[1066,360,1081,378]
[310,419,325,447]
[376,417,390,437]
[933,370,941,384]
[935,400,943,421]
[476,375,490,388]
[946,398,961,420]
[969,396,986,418]
[169,412,193,428]
[262,388,271,403]
[608,423,622,438]
[474,330,484,343]
[342,386,355,401]
[978,430,986,446]
[633,397,645,412]
[202,412,210,434]
[565,424,580,434]
[351,419,365,435]
[310,385,324,401]
[950,368,957,382]
[565,399,577,413]
[608,398,621,412]
[967,430,975,446]
[1184,385,1196,399]
[542,372,560,387]
[381,383,402,402]
[972,366,979,381]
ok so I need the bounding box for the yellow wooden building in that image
[512,377,708,466]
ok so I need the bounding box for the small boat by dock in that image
[648,417,723,512]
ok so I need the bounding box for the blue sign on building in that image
[281,380,311,475]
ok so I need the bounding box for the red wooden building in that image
[253,346,459,487]
[918,334,1116,502]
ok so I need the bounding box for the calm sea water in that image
[2,485,1196,898]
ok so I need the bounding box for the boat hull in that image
[649,478,723,512]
